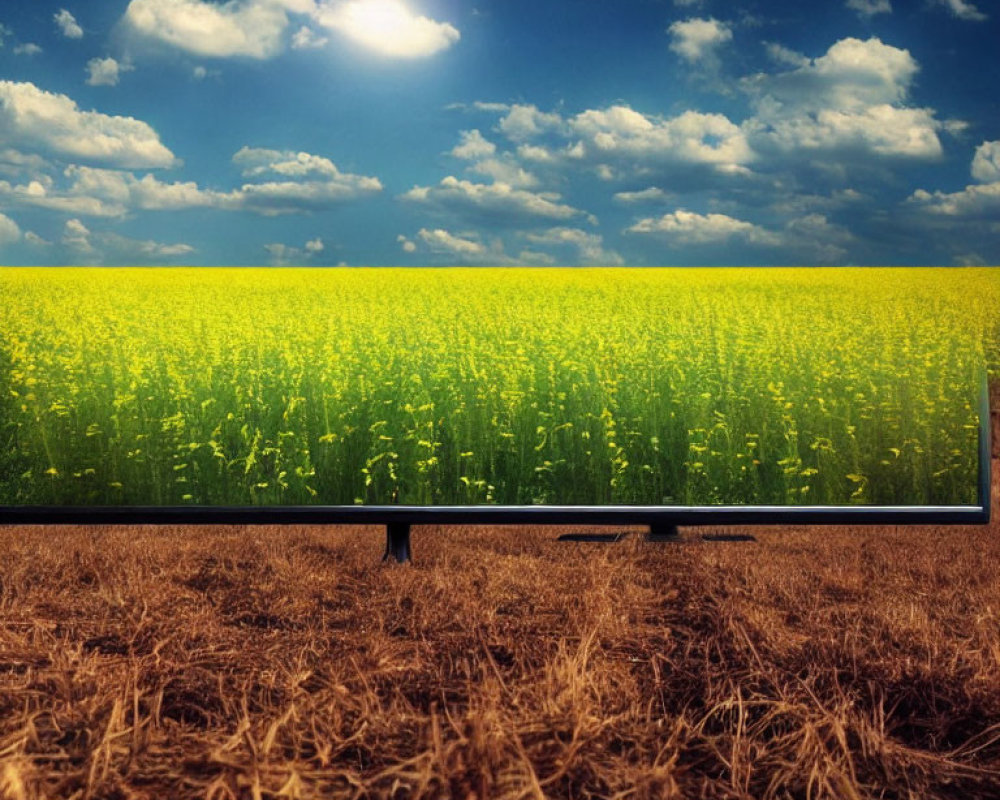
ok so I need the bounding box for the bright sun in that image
[321,0,460,58]
[344,0,411,43]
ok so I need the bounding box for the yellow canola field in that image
[1,267,996,507]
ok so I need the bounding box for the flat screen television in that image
[0,1,994,557]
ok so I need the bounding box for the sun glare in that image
[345,0,410,43]
[321,0,460,58]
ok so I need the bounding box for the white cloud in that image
[516,144,555,163]
[971,141,1000,183]
[401,176,587,222]
[62,218,194,261]
[451,129,496,160]
[315,0,460,58]
[122,0,312,59]
[231,147,383,212]
[523,227,624,265]
[54,9,83,39]
[750,105,942,158]
[570,106,753,169]
[0,149,50,175]
[497,104,563,142]
[846,0,891,18]
[2,148,382,219]
[264,237,325,264]
[627,209,779,245]
[668,17,732,63]
[626,208,853,261]
[13,43,43,56]
[234,146,349,178]
[108,234,195,257]
[745,37,918,111]
[62,218,92,250]
[0,81,176,168]
[86,57,132,87]
[765,42,809,68]
[24,231,50,247]
[400,227,558,266]
[417,227,485,257]
[291,25,328,49]
[743,37,943,159]
[613,187,671,204]
[938,0,987,21]
[0,212,21,246]
[908,182,1000,217]
[468,158,538,188]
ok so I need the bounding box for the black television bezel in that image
[1,372,991,528]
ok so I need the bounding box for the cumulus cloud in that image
[401,176,588,223]
[122,0,312,59]
[744,37,918,111]
[314,0,460,58]
[86,57,132,87]
[62,218,92,250]
[496,104,564,142]
[417,227,486,257]
[523,227,624,265]
[627,209,779,245]
[264,237,326,264]
[846,0,891,18]
[971,141,1000,183]
[467,101,757,189]
[613,187,672,204]
[451,130,496,161]
[570,106,754,170]
[909,182,1000,217]
[667,17,732,63]
[0,166,228,217]
[765,42,809,68]
[448,128,538,188]
[398,227,559,266]
[14,43,43,56]
[938,0,987,21]
[54,9,83,39]
[231,146,382,213]
[109,234,195,257]
[291,25,328,49]
[2,148,382,219]
[0,212,21,246]
[742,37,943,159]
[62,218,194,262]
[0,81,176,168]
[626,209,853,262]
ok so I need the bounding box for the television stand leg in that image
[646,522,681,542]
[383,522,411,564]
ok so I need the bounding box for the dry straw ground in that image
[2,489,999,800]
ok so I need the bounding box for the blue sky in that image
[0,0,997,266]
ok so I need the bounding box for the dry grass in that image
[1,505,998,800]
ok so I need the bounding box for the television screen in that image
[0,0,996,519]
[0,267,992,512]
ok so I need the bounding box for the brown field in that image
[2,476,1000,799]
